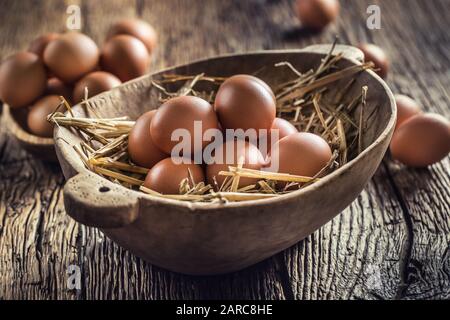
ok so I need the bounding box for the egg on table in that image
[390,113,450,167]
[0,52,47,108]
[100,34,150,82]
[27,95,61,137]
[73,71,121,103]
[44,32,99,83]
[215,74,276,132]
[143,157,204,194]
[128,110,167,168]
[206,139,265,189]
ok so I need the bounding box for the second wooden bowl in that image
[3,104,57,161]
[54,45,396,275]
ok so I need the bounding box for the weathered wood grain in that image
[357,0,450,299]
[284,164,407,300]
[0,0,448,300]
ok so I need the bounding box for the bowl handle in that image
[302,44,364,62]
[63,173,140,228]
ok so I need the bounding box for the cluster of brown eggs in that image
[128,75,333,194]
[0,18,156,138]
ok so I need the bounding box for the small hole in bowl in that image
[99,186,110,193]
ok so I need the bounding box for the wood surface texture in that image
[0,0,448,299]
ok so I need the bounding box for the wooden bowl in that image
[3,103,57,162]
[54,45,396,275]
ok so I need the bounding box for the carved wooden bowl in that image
[54,45,396,275]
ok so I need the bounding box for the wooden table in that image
[0,0,449,300]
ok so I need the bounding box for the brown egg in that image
[107,18,157,53]
[100,35,150,82]
[394,94,422,130]
[262,117,298,152]
[73,71,121,103]
[44,32,99,83]
[27,95,61,137]
[390,113,450,167]
[268,132,332,177]
[215,75,276,132]
[358,43,389,79]
[46,77,73,101]
[238,74,276,101]
[0,52,47,108]
[28,33,59,59]
[206,139,265,189]
[128,110,168,168]
[151,96,220,155]
[143,157,205,194]
[295,0,340,30]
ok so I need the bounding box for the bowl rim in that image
[3,103,54,146]
[55,48,397,211]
